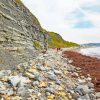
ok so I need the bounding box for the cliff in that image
[0,0,47,69]
[0,0,79,69]
[0,0,47,47]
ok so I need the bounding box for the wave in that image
[79,47,100,59]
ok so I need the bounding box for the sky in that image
[21,0,100,44]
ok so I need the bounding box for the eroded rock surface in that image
[0,0,48,69]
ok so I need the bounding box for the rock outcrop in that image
[0,0,79,69]
[0,0,48,69]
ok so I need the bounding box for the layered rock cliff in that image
[0,0,47,47]
[0,0,48,69]
[0,0,79,69]
[47,32,79,48]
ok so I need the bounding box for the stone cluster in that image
[0,49,99,100]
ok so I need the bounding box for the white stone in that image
[9,75,30,87]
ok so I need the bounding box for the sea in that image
[79,47,100,59]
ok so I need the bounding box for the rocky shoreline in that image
[63,50,100,92]
[0,49,99,100]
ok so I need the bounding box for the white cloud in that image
[75,0,100,28]
[21,0,100,43]
[59,28,100,44]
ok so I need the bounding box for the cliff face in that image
[0,0,46,48]
[0,0,79,69]
[0,0,47,69]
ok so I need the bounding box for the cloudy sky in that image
[21,0,100,44]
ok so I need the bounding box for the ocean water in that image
[79,47,100,59]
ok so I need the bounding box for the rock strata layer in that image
[0,0,48,69]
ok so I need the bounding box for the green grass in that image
[47,32,79,48]
[33,41,42,50]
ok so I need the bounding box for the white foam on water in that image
[79,47,100,59]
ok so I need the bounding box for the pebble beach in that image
[0,49,99,100]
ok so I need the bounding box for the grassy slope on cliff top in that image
[48,32,79,48]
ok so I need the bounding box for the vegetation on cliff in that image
[16,0,79,48]
[33,41,42,50]
[47,32,79,48]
